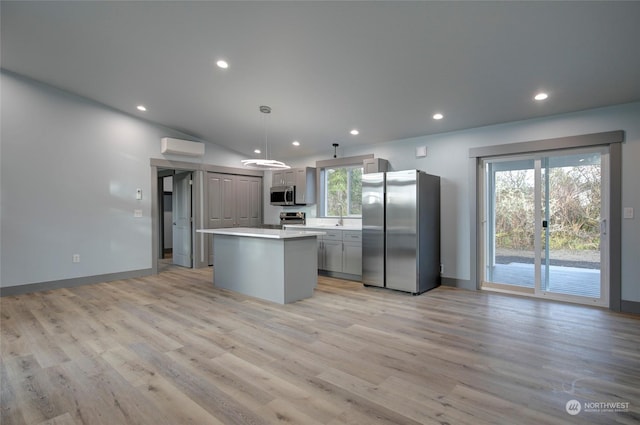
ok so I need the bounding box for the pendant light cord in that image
[264,111,268,161]
[261,105,272,161]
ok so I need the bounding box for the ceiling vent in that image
[160,137,205,157]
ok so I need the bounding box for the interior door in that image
[236,176,262,227]
[208,173,235,228]
[482,148,608,306]
[172,172,192,268]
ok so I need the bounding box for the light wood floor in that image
[2,266,639,425]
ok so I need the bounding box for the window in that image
[322,165,363,217]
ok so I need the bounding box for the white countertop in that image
[284,224,362,231]
[197,227,325,239]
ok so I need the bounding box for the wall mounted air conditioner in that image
[160,137,205,157]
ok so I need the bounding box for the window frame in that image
[321,164,363,217]
[315,154,373,219]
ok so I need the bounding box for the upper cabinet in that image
[363,158,389,174]
[294,167,316,205]
[273,170,296,186]
[272,167,316,205]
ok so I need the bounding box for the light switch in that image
[134,209,143,218]
[623,207,634,219]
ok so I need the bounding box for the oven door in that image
[270,186,295,206]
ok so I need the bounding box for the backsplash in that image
[305,217,362,228]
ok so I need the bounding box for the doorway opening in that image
[156,167,196,270]
[480,147,609,307]
[159,174,173,260]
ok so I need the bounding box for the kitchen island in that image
[197,228,325,304]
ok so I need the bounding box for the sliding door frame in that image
[480,148,609,306]
[469,130,623,311]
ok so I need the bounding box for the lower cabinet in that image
[342,230,362,276]
[323,240,343,272]
[343,242,362,275]
[314,228,362,280]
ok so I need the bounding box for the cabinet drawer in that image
[342,230,361,242]
[322,229,343,240]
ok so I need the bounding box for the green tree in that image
[326,166,363,216]
[494,163,601,251]
[349,168,362,215]
[327,168,347,216]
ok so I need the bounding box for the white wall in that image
[271,102,640,302]
[0,71,247,288]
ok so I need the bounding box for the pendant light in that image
[241,105,290,170]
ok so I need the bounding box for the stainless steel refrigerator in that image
[362,169,440,294]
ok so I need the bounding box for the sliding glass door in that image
[482,148,609,306]
[485,158,537,290]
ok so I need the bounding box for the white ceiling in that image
[2,1,640,160]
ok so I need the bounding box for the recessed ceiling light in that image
[433,113,443,120]
[292,141,300,146]
[216,59,229,69]
[350,129,359,135]
[254,149,261,154]
[137,105,147,112]
[534,92,549,101]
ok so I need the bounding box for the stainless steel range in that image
[280,211,306,226]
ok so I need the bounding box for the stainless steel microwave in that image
[270,185,295,206]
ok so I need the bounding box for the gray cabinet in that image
[342,230,362,276]
[294,167,316,205]
[306,227,362,280]
[323,240,343,272]
[363,158,389,174]
[272,171,284,186]
[272,170,296,186]
[273,167,316,205]
[320,229,343,272]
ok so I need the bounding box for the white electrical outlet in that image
[440,263,444,274]
[72,254,80,263]
[134,209,143,218]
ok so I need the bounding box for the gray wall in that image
[268,101,640,302]
[3,69,639,304]
[0,71,246,288]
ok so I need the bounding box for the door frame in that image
[468,130,624,311]
[150,158,264,275]
[158,170,174,259]
[479,148,609,307]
